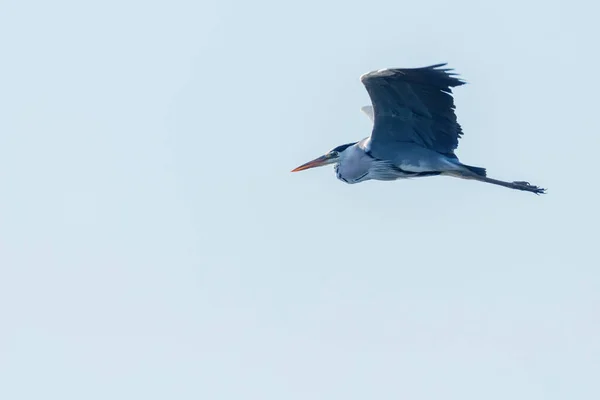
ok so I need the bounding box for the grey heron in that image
[292,63,546,195]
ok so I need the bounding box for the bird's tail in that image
[461,164,487,177]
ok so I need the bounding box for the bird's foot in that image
[512,181,546,195]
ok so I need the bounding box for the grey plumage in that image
[361,63,464,158]
[292,63,546,195]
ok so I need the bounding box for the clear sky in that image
[1,0,599,399]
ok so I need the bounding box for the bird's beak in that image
[291,154,334,172]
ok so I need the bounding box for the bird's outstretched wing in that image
[360,63,466,159]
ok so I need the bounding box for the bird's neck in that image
[336,144,373,183]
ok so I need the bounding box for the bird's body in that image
[334,139,469,184]
[292,63,545,195]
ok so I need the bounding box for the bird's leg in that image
[476,176,546,195]
[442,171,546,194]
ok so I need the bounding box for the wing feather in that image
[360,63,466,159]
[360,105,374,121]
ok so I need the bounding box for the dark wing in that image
[360,63,466,159]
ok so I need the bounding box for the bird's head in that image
[291,142,357,172]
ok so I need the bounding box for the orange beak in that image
[291,154,334,172]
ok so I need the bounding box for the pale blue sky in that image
[1,0,599,399]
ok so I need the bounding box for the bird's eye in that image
[330,151,338,157]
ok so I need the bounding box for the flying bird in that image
[292,63,545,194]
